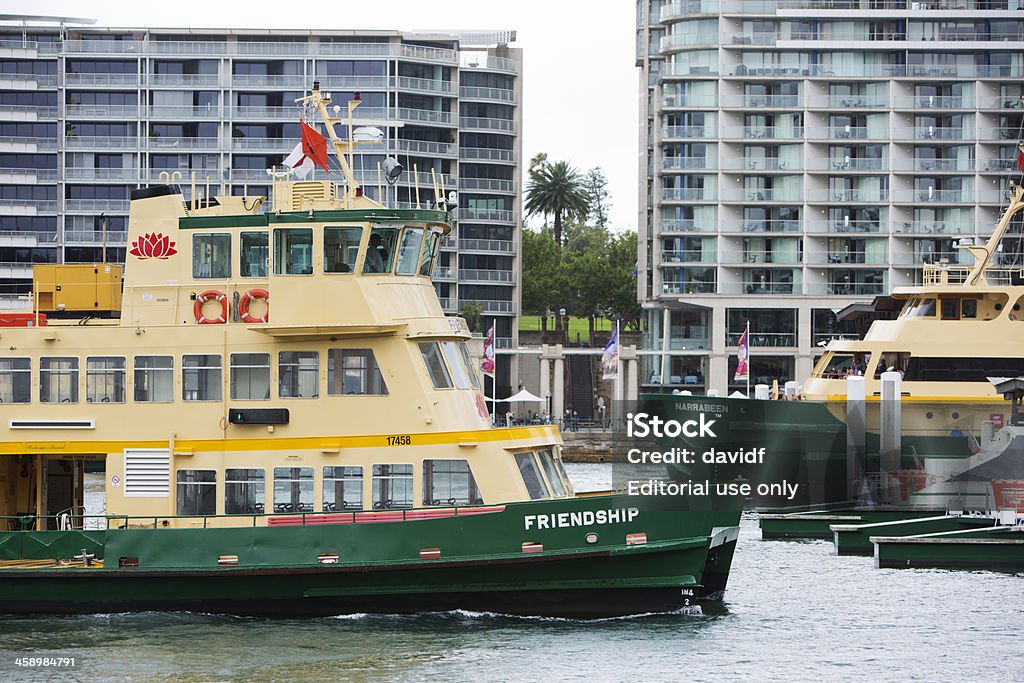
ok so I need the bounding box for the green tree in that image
[521,227,566,330]
[583,167,611,228]
[528,152,549,175]
[459,302,484,333]
[524,160,590,249]
[601,231,641,331]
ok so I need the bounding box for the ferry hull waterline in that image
[0,85,741,618]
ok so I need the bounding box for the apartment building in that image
[636,0,1024,394]
[0,22,522,397]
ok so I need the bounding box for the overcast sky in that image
[10,0,640,230]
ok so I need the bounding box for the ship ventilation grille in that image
[123,449,170,498]
[290,181,336,210]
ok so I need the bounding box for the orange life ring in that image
[193,290,227,324]
[238,288,269,323]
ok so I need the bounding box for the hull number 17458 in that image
[386,435,412,446]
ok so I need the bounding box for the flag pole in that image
[490,317,496,426]
[615,318,623,426]
[746,320,751,398]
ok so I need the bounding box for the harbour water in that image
[0,464,1021,681]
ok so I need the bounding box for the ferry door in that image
[42,458,85,530]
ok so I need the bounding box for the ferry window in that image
[324,226,363,273]
[909,298,936,317]
[230,353,270,400]
[273,228,313,275]
[874,352,911,379]
[395,226,424,275]
[224,468,265,515]
[372,464,414,510]
[514,452,550,500]
[457,342,481,390]
[279,351,319,399]
[815,352,868,378]
[362,226,399,274]
[273,467,314,513]
[441,341,472,389]
[904,356,1024,382]
[183,354,222,401]
[940,298,958,320]
[962,299,977,319]
[419,227,441,276]
[423,459,482,506]
[176,470,216,516]
[134,356,174,402]
[323,466,363,511]
[327,348,388,395]
[240,231,268,278]
[193,233,231,279]
[0,358,31,404]
[40,357,79,403]
[86,356,125,403]
[536,449,567,498]
[419,342,453,389]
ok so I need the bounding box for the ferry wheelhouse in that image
[0,87,739,617]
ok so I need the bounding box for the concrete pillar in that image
[552,355,565,421]
[626,359,638,403]
[540,357,551,414]
[846,375,866,503]
[880,371,903,504]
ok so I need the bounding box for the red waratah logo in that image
[129,232,177,260]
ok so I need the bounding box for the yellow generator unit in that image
[32,264,123,318]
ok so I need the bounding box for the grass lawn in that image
[518,315,613,337]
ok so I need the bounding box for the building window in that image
[273,228,313,275]
[230,353,270,400]
[0,358,31,404]
[418,342,453,389]
[134,356,174,402]
[440,341,472,389]
[395,226,424,275]
[192,233,231,279]
[323,466,363,511]
[362,226,399,274]
[273,467,314,513]
[183,354,222,401]
[39,357,78,404]
[536,448,568,497]
[327,348,387,395]
[323,226,363,273]
[240,231,268,278]
[176,470,216,516]
[514,452,550,500]
[278,351,318,398]
[86,356,125,403]
[224,468,265,515]
[423,459,482,506]
[372,464,413,509]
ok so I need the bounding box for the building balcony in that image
[807,220,882,233]
[806,252,888,266]
[658,0,721,22]
[463,55,517,73]
[459,178,515,193]
[893,95,972,110]
[63,230,128,245]
[65,73,139,87]
[891,158,975,172]
[459,299,514,314]
[459,86,515,103]
[64,199,130,213]
[662,157,716,170]
[396,76,453,94]
[726,331,796,347]
[433,265,455,281]
[65,135,140,150]
[734,219,801,233]
[660,34,720,51]
[0,200,57,215]
[661,95,718,108]
[458,238,515,253]
[810,126,869,141]
[982,127,1022,141]
[822,95,889,109]
[891,189,972,203]
[720,251,802,265]
[0,137,58,152]
[149,105,224,119]
[662,281,717,295]
[894,127,973,141]
[230,138,293,151]
[722,188,802,202]
[397,107,453,125]
[0,104,57,120]
[148,136,220,150]
[659,219,716,233]
[722,281,801,295]
[806,188,889,203]
[981,159,1020,173]
[890,251,970,267]
[0,262,34,279]
[720,158,798,171]
[458,268,515,284]
[458,116,516,133]
[662,125,715,139]
[230,74,308,89]
[65,104,141,118]
[393,139,455,157]
[0,230,57,246]
[661,249,717,263]
[0,167,58,182]
[459,147,515,163]
[814,282,888,297]
[64,168,141,181]
[661,188,716,201]
[725,126,804,140]
[807,158,886,172]
[457,208,515,224]
[895,221,972,234]
[316,76,390,90]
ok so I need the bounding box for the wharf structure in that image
[0,21,523,399]
[635,0,1024,395]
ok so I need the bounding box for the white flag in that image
[283,142,315,179]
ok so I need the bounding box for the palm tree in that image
[524,160,590,249]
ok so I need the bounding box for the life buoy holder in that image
[193,290,227,324]
[238,288,269,323]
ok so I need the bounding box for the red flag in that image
[301,121,330,172]
[1017,145,1024,175]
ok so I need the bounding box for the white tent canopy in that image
[499,388,545,403]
